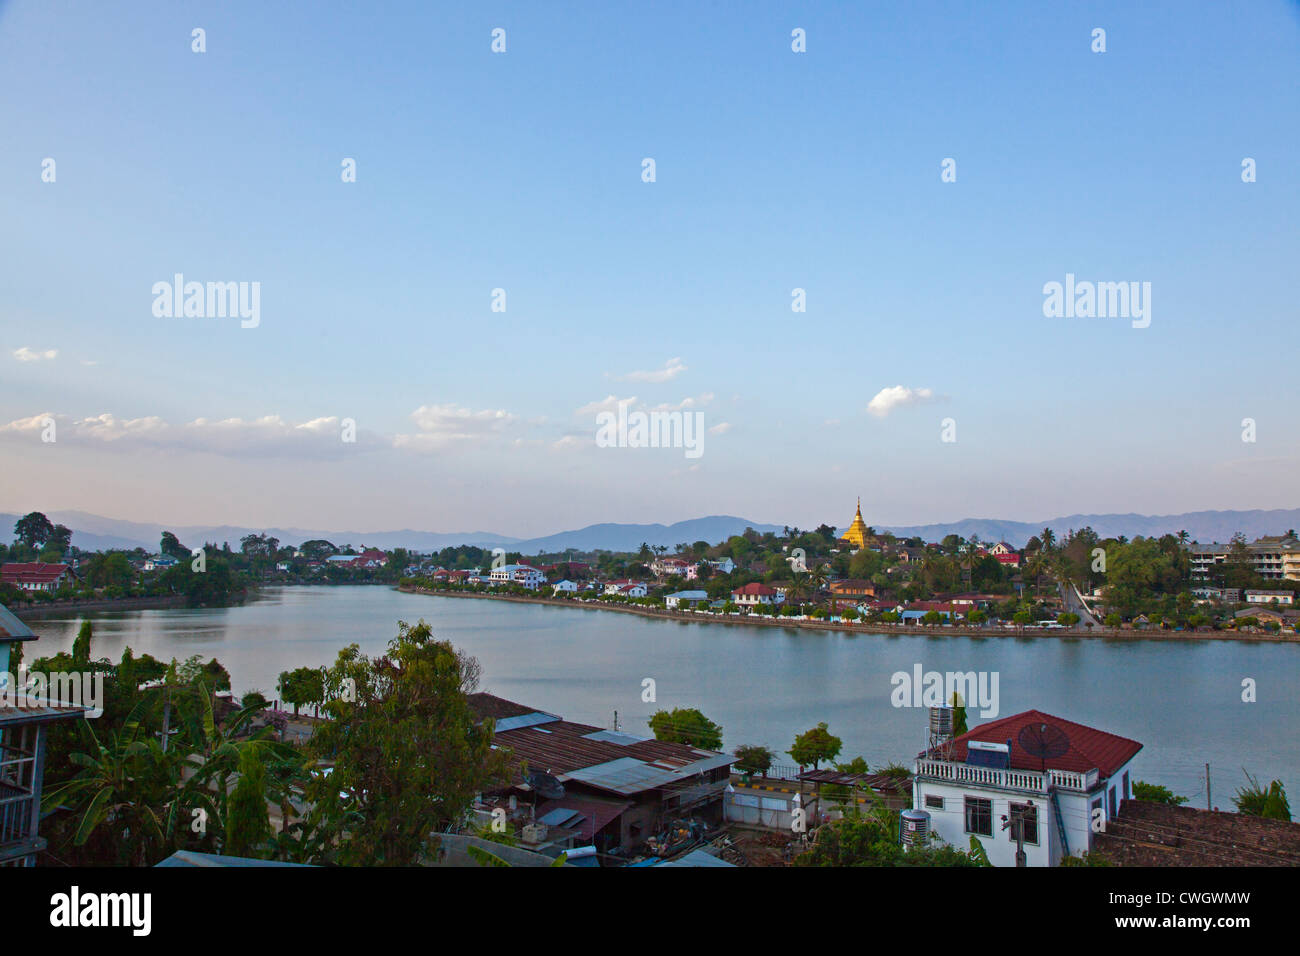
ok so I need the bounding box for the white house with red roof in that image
[730,582,782,607]
[0,562,73,592]
[912,709,1142,866]
[650,556,692,578]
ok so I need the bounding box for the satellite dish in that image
[527,771,565,800]
[1017,722,1070,771]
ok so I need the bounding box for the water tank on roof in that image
[929,706,953,736]
[900,809,931,848]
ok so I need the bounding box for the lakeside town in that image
[6,502,1300,637]
[2,503,1297,870]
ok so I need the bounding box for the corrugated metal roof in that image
[565,757,677,794]
[581,729,646,746]
[494,712,561,732]
[0,703,87,727]
[539,807,583,827]
[0,603,36,642]
[658,848,736,868]
[480,696,733,795]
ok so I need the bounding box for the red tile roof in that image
[1,562,70,585]
[732,582,777,596]
[940,709,1142,778]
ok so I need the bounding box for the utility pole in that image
[1002,802,1032,867]
[1206,763,1212,810]
[613,710,619,732]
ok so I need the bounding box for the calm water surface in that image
[26,586,1300,805]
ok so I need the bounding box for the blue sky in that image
[2,1,1297,536]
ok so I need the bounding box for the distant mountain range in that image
[0,511,785,555]
[875,510,1300,548]
[2,508,1297,555]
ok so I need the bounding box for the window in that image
[925,795,944,810]
[1007,802,1039,845]
[1123,771,1130,800]
[1108,786,1117,818]
[964,796,993,836]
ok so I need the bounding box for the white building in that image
[551,579,578,594]
[1244,589,1295,606]
[730,583,782,607]
[911,709,1142,867]
[665,589,709,609]
[489,564,545,590]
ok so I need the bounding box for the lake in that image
[24,585,1300,806]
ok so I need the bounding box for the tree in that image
[277,667,324,716]
[1132,780,1189,806]
[160,531,189,560]
[71,620,93,664]
[794,805,987,867]
[1234,771,1292,821]
[789,722,842,770]
[85,552,134,589]
[733,744,774,778]
[648,707,723,751]
[14,511,54,549]
[950,693,968,737]
[307,622,509,865]
[225,749,273,858]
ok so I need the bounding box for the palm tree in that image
[808,564,829,610]
[1039,527,1056,553]
[45,701,200,866]
[786,570,810,608]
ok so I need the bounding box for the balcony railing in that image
[915,759,1098,793]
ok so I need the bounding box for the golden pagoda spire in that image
[841,497,870,549]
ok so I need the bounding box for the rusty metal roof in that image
[477,696,733,796]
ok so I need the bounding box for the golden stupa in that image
[839,498,872,550]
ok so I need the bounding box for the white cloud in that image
[393,404,517,451]
[866,385,936,418]
[551,434,588,451]
[574,394,637,417]
[13,347,58,362]
[0,411,374,458]
[708,422,731,435]
[648,392,714,413]
[614,357,687,383]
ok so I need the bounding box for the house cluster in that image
[322,548,389,571]
[466,693,733,862]
[462,686,1229,868]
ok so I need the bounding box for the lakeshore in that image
[25,585,1300,805]
[397,585,1300,645]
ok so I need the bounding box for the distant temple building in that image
[838,498,873,550]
